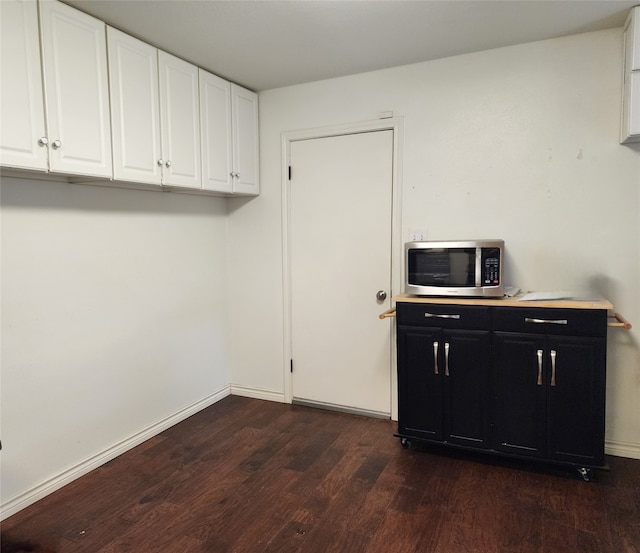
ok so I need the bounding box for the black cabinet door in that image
[546,336,606,466]
[493,332,546,458]
[443,330,491,449]
[397,326,443,441]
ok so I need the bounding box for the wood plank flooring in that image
[2,395,639,553]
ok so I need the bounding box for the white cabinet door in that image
[107,27,162,185]
[199,70,233,193]
[0,0,48,170]
[39,0,112,177]
[158,51,201,188]
[231,84,259,195]
[622,7,640,143]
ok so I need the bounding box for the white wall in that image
[228,29,640,456]
[1,177,231,517]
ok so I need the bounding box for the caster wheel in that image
[577,467,593,482]
[400,438,412,449]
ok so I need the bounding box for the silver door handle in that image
[525,317,568,325]
[550,350,557,387]
[444,342,450,376]
[424,313,461,320]
[433,341,439,375]
[536,349,543,385]
[376,290,387,301]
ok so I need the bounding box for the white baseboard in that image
[230,384,286,403]
[0,385,231,521]
[605,439,640,459]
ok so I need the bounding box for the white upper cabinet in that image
[1,0,258,195]
[107,27,162,185]
[158,51,201,189]
[621,7,640,143]
[200,74,260,195]
[0,0,48,170]
[231,84,260,195]
[200,70,233,193]
[39,0,112,177]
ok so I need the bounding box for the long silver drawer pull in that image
[444,342,450,376]
[433,341,439,375]
[525,317,568,325]
[550,350,557,387]
[424,313,461,320]
[536,349,543,385]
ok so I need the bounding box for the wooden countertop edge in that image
[391,294,614,310]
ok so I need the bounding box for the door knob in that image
[376,290,387,301]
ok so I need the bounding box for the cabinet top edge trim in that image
[392,294,613,310]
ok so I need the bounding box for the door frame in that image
[281,117,404,420]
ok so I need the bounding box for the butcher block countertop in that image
[392,293,614,310]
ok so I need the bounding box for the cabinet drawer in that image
[396,303,490,330]
[492,307,607,337]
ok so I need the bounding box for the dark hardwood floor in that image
[2,395,639,553]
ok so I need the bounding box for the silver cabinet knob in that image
[165,160,171,168]
[38,137,49,147]
[376,290,387,301]
[157,159,164,167]
[230,172,240,179]
[51,139,62,149]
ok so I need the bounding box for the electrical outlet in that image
[409,228,426,241]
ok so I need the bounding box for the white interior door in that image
[289,130,393,416]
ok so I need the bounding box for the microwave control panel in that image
[481,248,501,286]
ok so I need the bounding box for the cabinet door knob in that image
[157,159,164,167]
[38,137,49,147]
[376,290,387,301]
[165,160,172,168]
[51,139,62,149]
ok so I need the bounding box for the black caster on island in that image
[577,467,593,482]
[400,437,413,449]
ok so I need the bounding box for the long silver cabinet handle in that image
[550,350,557,387]
[536,349,543,385]
[433,341,439,375]
[444,342,450,376]
[525,317,568,325]
[424,313,461,320]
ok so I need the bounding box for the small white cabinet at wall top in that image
[107,26,163,185]
[621,6,640,143]
[231,84,260,195]
[40,0,112,176]
[200,70,233,193]
[199,71,260,195]
[158,51,202,189]
[0,0,48,170]
[1,0,112,177]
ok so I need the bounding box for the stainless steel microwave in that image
[405,240,504,297]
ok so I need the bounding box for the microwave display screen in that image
[408,248,476,287]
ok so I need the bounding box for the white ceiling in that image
[64,0,638,91]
